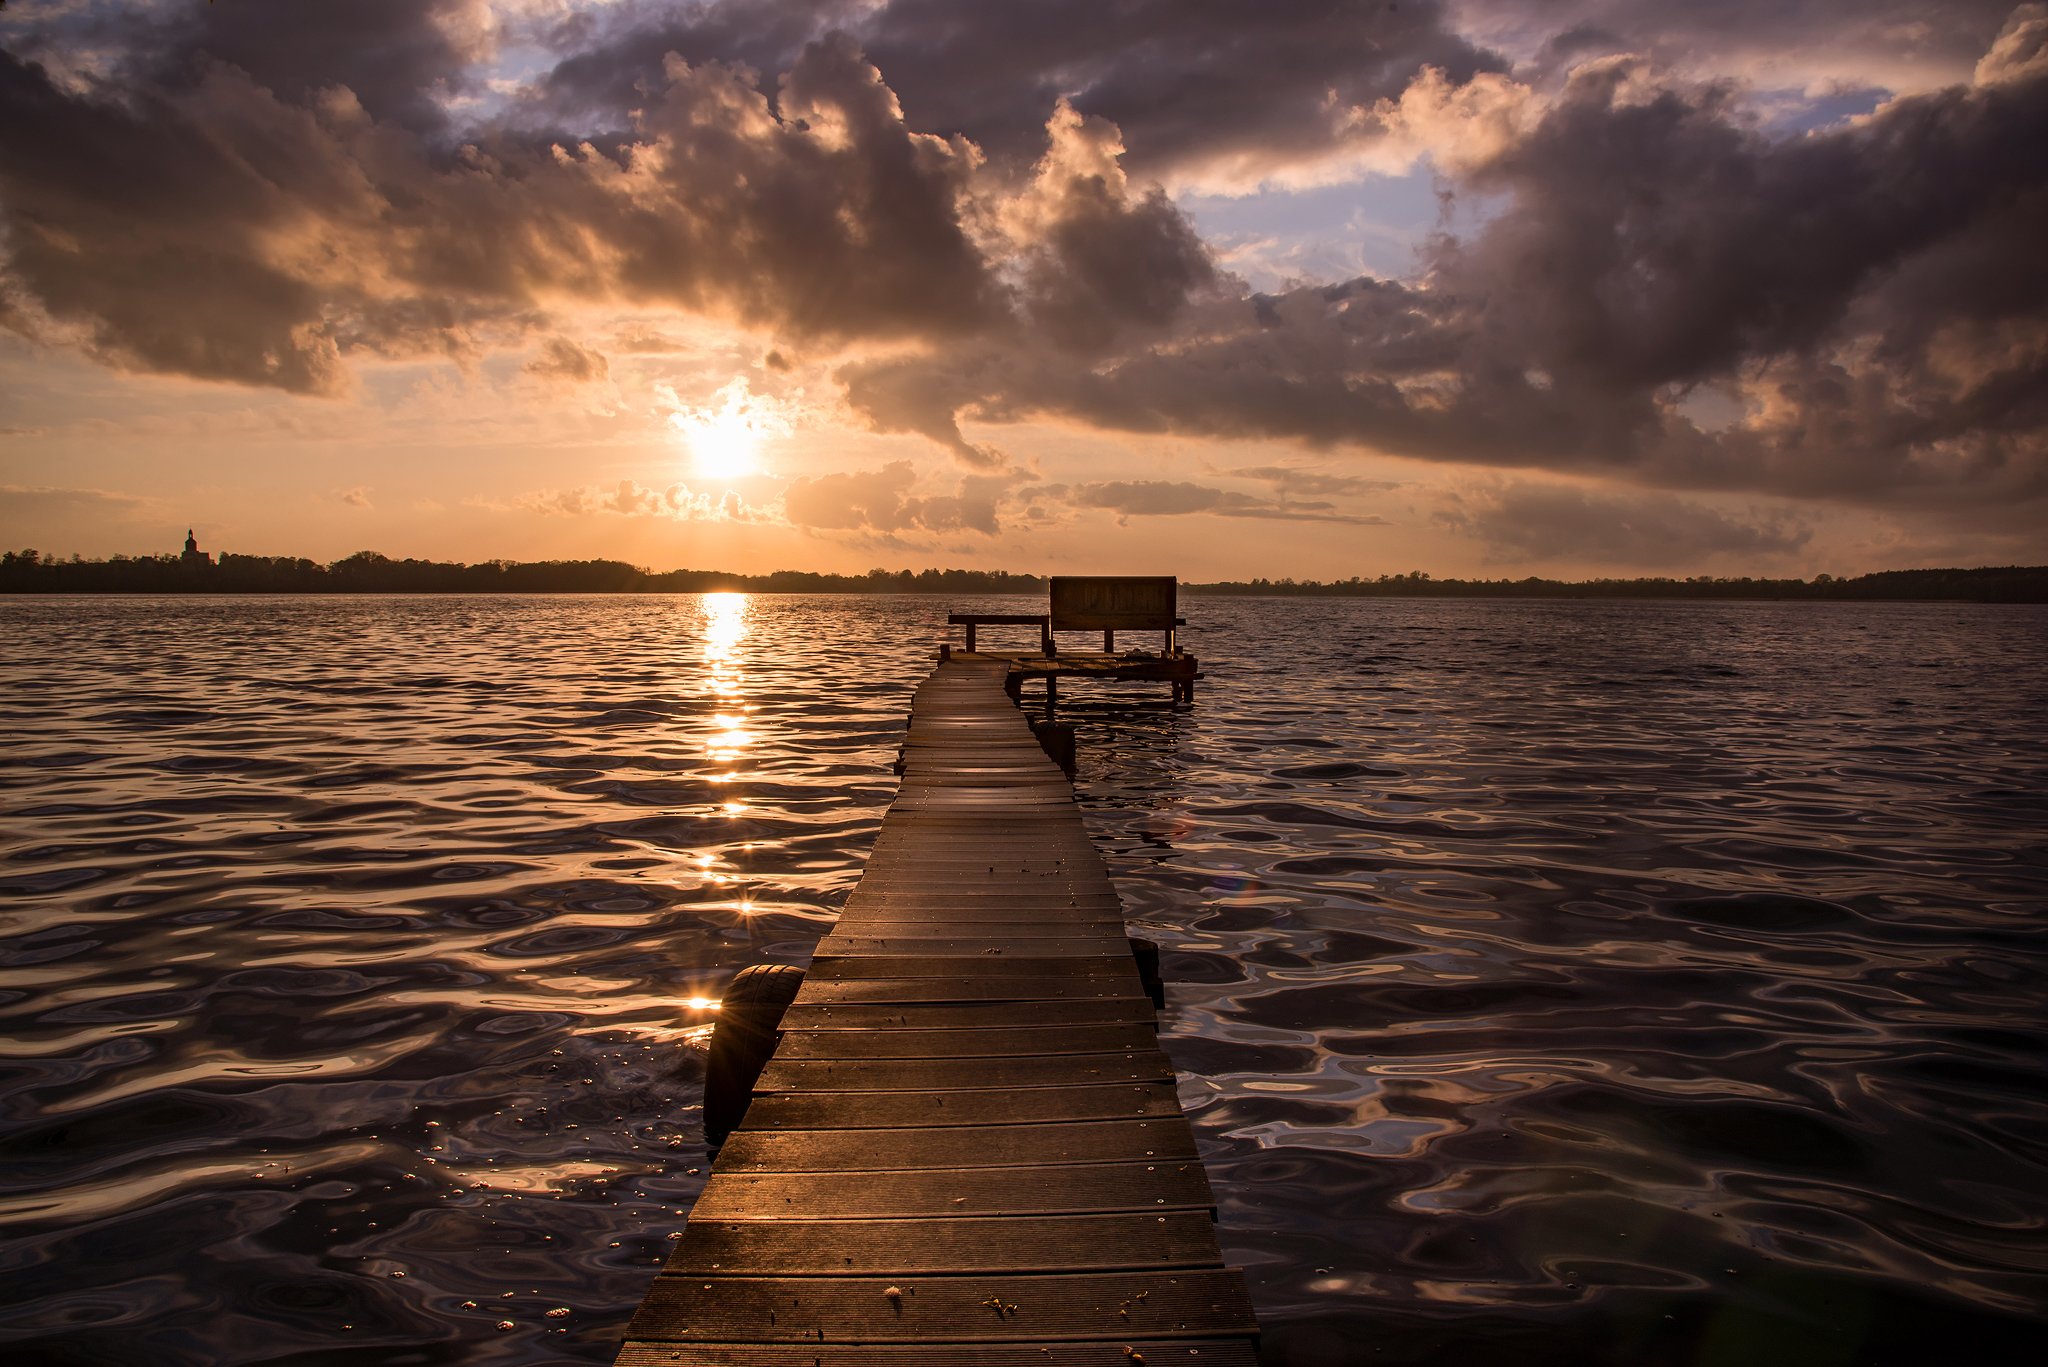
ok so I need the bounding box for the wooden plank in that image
[808,956,1137,981]
[839,880,1108,898]
[842,895,1122,910]
[716,1119,1197,1170]
[617,1339,1259,1366]
[833,916,1125,931]
[791,977,1146,1005]
[821,931,1129,952]
[1050,576,1178,632]
[817,936,1130,958]
[773,1026,1158,1060]
[756,1051,1176,1094]
[688,1159,1214,1221]
[625,1270,1257,1344]
[740,1083,1184,1130]
[662,1211,1223,1275]
[778,999,1160,1031]
[838,902,1122,919]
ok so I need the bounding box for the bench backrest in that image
[1049,576,1177,631]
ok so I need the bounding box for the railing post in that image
[1103,629,1114,652]
[965,622,976,652]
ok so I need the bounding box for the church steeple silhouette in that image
[181,528,211,567]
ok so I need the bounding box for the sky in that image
[1,0,2044,580]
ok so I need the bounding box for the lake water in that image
[2,593,2044,1366]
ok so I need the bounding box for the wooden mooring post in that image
[616,657,1255,1364]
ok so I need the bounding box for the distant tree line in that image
[1181,566,2048,603]
[2,549,2043,602]
[0,549,1050,596]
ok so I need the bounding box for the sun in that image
[671,377,786,483]
[685,410,758,481]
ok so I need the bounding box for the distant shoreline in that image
[2,552,2044,603]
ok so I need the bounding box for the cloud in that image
[0,30,1004,393]
[1228,466,1404,497]
[510,478,762,521]
[160,0,496,132]
[1455,0,2018,95]
[1,0,2044,555]
[329,486,374,509]
[843,25,2048,523]
[1977,3,2048,85]
[1010,101,1217,352]
[610,326,689,354]
[524,336,609,383]
[1435,481,1812,567]
[1071,479,1390,525]
[0,484,160,543]
[782,461,1004,535]
[0,483,152,514]
[527,0,1508,188]
[0,15,1228,426]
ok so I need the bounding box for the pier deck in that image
[618,658,1256,1365]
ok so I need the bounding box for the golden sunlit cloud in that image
[670,378,791,484]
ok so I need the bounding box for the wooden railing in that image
[946,612,1052,654]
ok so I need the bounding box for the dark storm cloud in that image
[3,5,1236,408]
[0,29,1014,393]
[1434,481,1811,567]
[1013,102,1216,352]
[1462,0,2018,86]
[163,0,493,131]
[528,0,1505,181]
[845,15,2048,515]
[862,0,1504,181]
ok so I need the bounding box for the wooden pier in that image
[617,656,1256,1365]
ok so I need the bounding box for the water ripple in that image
[1074,597,2048,1365]
[3,593,2045,1364]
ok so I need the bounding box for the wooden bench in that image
[1050,576,1184,655]
[949,579,1186,657]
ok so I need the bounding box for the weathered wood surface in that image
[617,658,1254,1363]
[664,1211,1223,1274]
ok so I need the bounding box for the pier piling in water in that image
[617,656,1256,1364]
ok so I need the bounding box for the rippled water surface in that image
[3,594,2045,1366]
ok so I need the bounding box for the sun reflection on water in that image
[691,593,761,920]
[702,591,747,693]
